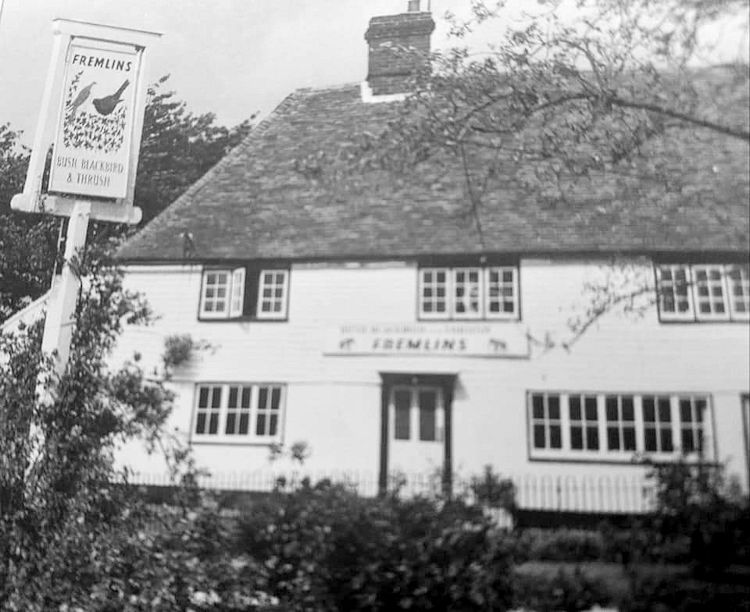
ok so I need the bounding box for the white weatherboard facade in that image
[114,257,750,508]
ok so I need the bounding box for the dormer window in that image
[199,266,289,321]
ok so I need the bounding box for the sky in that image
[0,0,494,146]
[0,0,747,147]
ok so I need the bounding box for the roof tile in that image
[119,77,750,262]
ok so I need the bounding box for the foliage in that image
[644,459,750,575]
[513,566,612,612]
[2,487,281,611]
[237,479,516,611]
[376,0,749,214]
[517,528,605,562]
[468,464,517,513]
[0,123,61,322]
[267,440,312,466]
[162,333,212,376]
[135,75,254,225]
[0,240,182,608]
[620,571,750,612]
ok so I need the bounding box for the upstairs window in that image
[199,266,289,321]
[257,270,290,319]
[656,263,748,322]
[727,264,750,319]
[193,383,285,443]
[419,265,519,320]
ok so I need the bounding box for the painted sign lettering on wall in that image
[48,42,140,199]
[325,323,529,358]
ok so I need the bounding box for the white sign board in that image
[48,41,139,199]
[325,323,530,358]
[10,20,160,224]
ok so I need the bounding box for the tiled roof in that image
[118,75,750,262]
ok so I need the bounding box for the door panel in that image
[389,385,445,476]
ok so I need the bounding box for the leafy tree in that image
[0,76,254,322]
[0,240,171,605]
[383,0,749,205]
[135,75,254,225]
[358,0,748,344]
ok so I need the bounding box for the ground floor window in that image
[192,382,285,443]
[528,391,712,462]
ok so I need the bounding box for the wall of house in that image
[114,258,750,498]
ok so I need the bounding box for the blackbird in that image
[67,81,96,116]
[92,79,130,116]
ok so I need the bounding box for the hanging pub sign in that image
[11,19,161,224]
[48,42,139,199]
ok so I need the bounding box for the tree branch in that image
[607,96,750,142]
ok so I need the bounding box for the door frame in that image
[378,373,456,497]
[742,393,750,493]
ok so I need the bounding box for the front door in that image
[389,384,445,478]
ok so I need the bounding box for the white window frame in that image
[418,265,519,320]
[605,394,638,454]
[691,265,730,321]
[641,395,675,453]
[568,393,600,452]
[485,266,519,320]
[452,267,483,320]
[256,269,290,320]
[192,383,285,444]
[656,263,749,323]
[677,395,707,455]
[200,267,245,320]
[726,264,750,321]
[200,269,239,319]
[657,264,694,321]
[530,392,563,454]
[419,267,451,320]
[528,391,713,462]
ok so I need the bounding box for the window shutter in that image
[230,267,246,317]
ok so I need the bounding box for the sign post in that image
[12,20,160,376]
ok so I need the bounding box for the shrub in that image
[2,489,279,611]
[517,528,605,562]
[513,566,612,612]
[237,479,515,611]
[645,459,750,575]
[620,573,750,612]
[468,465,517,514]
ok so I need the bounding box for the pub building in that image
[10,3,747,510]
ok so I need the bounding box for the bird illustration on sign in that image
[66,81,96,116]
[63,71,128,153]
[92,80,130,116]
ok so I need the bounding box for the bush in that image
[645,460,750,575]
[237,479,516,611]
[620,573,750,612]
[513,566,612,612]
[517,528,605,562]
[2,489,279,611]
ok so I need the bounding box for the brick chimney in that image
[364,2,436,96]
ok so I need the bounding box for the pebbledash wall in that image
[113,257,750,502]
